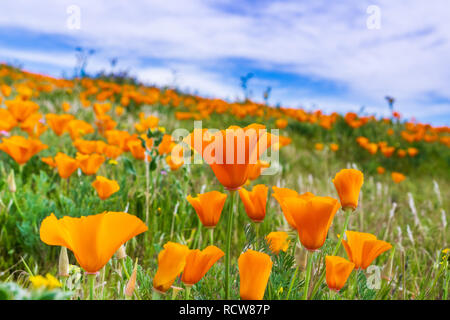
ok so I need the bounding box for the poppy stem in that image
[209,228,214,246]
[88,274,96,300]
[121,259,131,280]
[286,265,299,300]
[225,190,236,300]
[302,251,314,300]
[12,192,24,217]
[185,286,191,300]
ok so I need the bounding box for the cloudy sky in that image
[0,0,449,125]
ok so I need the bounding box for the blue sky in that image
[0,0,449,125]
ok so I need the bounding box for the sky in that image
[0,0,449,125]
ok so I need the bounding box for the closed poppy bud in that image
[315,143,324,151]
[153,242,190,293]
[59,247,69,277]
[91,176,120,200]
[330,143,339,152]
[332,168,364,211]
[54,152,78,179]
[125,259,138,298]
[238,184,268,223]
[238,250,272,300]
[7,170,16,193]
[377,166,385,174]
[181,246,224,286]
[285,196,340,251]
[325,256,355,292]
[76,153,105,175]
[342,231,392,270]
[186,191,227,228]
[115,244,127,260]
[391,172,406,183]
[265,231,290,254]
[40,212,147,273]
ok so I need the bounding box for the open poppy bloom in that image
[281,195,340,251]
[46,113,74,136]
[5,100,40,122]
[238,249,272,300]
[92,176,120,200]
[76,153,105,175]
[41,156,57,168]
[54,152,78,179]
[153,242,190,293]
[238,184,268,223]
[342,231,392,269]
[0,108,17,132]
[265,231,290,254]
[332,169,364,210]
[391,172,406,183]
[186,191,227,228]
[248,160,270,181]
[181,246,224,286]
[0,135,48,165]
[272,186,315,229]
[183,124,276,190]
[325,256,355,292]
[39,212,147,273]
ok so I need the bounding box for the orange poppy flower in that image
[92,176,120,200]
[0,135,48,165]
[54,152,78,179]
[391,172,406,183]
[67,119,95,140]
[73,139,99,155]
[181,246,224,286]
[272,187,315,229]
[19,112,48,138]
[407,147,419,157]
[265,231,290,254]
[40,212,147,273]
[158,134,175,155]
[153,242,190,293]
[332,168,364,210]
[76,153,105,175]
[366,143,378,155]
[377,166,385,174]
[45,113,74,136]
[325,256,355,292]
[183,124,275,190]
[342,231,392,269]
[397,149,406,158]
[0,108,17,131]
[127,138,151,161]
[330,143,339,152]
[186,191,227,228]
[381,146,395,157]
[135,113,159,132]
[282,196,340,251]
[5,100,39,122]
[103,144,123,159]
[275,118,288,129]
[238,250,273,300]
[314,143,324,151]
[41,156,57,168]
[62,102,71,112]
[238,184,268,223]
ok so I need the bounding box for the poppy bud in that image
[59,247,69,277]
[7,170,16,193]
[115,244,127,260]
[125,259,138,297]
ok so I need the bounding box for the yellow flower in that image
[29,274,62,290]
[108,159,118,165]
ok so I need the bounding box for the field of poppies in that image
[0,63,448,301]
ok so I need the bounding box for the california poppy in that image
[153,242,190,293]
[181,246,224,286]
[92,176,120,200]
[332,169,364,211]
[54,152,78,179]
[0,108,17,132]
[281,196,340,251]
[391,172,406,183]
[76,153,105,175]
[325,256,355,292]
[330,143,339,152]
[186,191,227,228]
[183,124,275,190]
[40,212,147,273]
[342,231,392,269]
[238,250,272,300]
[272,186,314,229]
[0,135,48,165]
[46,113,74,136]
[5,100,39,122]
[248,160,270,181]
[238,184,268,223]
[265,231,290,254]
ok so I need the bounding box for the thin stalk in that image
[88,274,96,300]
[254,223,260,250]
[302,251,314,300]
[225,190,236,299]
[12,192,24,217]
[121,259,131,280]
[209,228,214,246]
[286,266,299,300]
[185,286,191,300]
[152,289,161,300]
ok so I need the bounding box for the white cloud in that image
[0,0,448,124]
